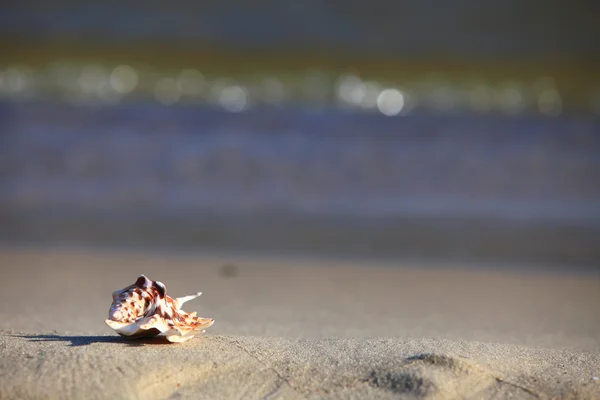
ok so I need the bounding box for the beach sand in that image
[1,247,599,399]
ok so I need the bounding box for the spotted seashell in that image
[105,275,214,343]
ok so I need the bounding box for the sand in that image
[1,247,599,399]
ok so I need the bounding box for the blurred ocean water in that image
[1,1,599,264]
[2,101,599,218]
[1,1,597,57]
[1,101,599,264]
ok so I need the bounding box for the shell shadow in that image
[16,334,173,347]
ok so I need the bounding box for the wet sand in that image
[1,247,599,399]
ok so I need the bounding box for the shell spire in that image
[105,274,214,343]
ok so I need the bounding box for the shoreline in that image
[3,209,600,267]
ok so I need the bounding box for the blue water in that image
[1,100,599,224]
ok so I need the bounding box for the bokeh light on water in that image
[1,62,597,117]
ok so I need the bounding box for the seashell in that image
[105,274,214,343]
